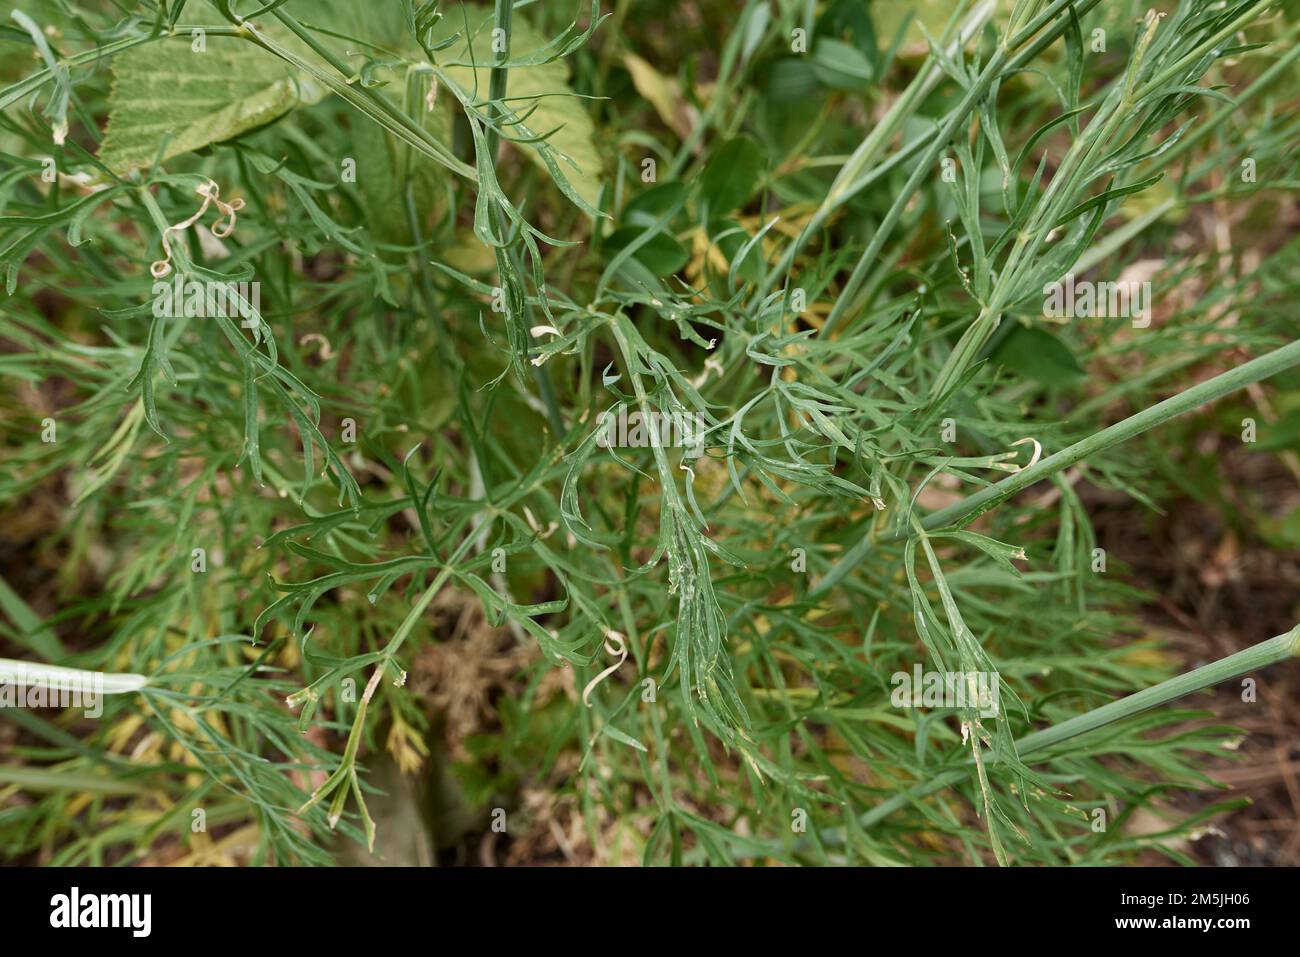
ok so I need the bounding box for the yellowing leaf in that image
[623,53,693,138]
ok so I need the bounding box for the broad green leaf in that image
[605,225,688,276]
[352,94,452,245]
[810,38,874,90]
[99,36,326,174]
[624,181,687,221]
[700,135,764,215]
[765,58,822,104]
[991,324,1086,384]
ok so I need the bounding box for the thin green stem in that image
[481,0,566,438]
[853,624,1299,832]
[486,0,514,161]
[813,337,1300,597]
[753,0,998,307]
[817,0,1104,337]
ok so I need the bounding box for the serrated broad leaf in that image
[99,37,326,174]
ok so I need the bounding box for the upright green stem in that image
[852,624,1300,832]
[482,0,566,438]
[1157,18,1300,172]
[263,12,475,179]
[817,47,1007,337]
[753,0,997,307]
[812,337,1300,597]
[486,0,513,161]
[816,0,1101,337]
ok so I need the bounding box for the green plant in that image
[1,0,1297,866]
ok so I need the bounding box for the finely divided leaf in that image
[433,12,604,209]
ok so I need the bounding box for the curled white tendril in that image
[582,630,628,707]
[298,332,336,361]
[989,436,1044,473]
[1008,436,1042,472]
[150,180,246,279]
